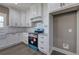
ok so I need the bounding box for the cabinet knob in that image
[41,41,44,43]
[40,47,44,49]
[41,37,44,39]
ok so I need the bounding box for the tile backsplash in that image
[0,27,27,34]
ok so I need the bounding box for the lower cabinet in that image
[0,33,21,49]
[21,33,28,44]
[7,33,21,44]
[38,34,49,54]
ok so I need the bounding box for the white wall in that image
[77,10,79,54]
[49,14,53,54]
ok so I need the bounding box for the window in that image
[0,13,6,27]
[0,16,4,27]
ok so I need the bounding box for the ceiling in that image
[0,3,35,11]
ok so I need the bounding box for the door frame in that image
[49,5,79,55]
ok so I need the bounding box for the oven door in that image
[28,33,38,47]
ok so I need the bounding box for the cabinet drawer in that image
[39,41,44,44]
[38,34,45,40]
[38,36,48,43]
[38,41,48,48]
[38,41,45,47]
[38,37,45,40]
[38,45,48,54]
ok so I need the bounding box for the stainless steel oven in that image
[28,33,38,50]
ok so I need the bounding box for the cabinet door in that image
[26,9,31,27]
[7,33,21,44]
[64,3,77,7]
[38,34,49,54]
[9,8,20,27]
[22,33,28,44]
[30,4,42,18]
[48,3,61,12]
[15,11,21,27]
[20,11,26,27]
[36,4,42,17]
[30,5,36,18]
[20,10,31,27]
[9,8,15,26]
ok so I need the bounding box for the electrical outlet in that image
[63,43,69,49]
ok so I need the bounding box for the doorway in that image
[53,11,77,53]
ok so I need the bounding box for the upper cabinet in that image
[60,3,77,7]
[48,3,78,13]
[9,8,21,27]
[9,4,43,27]
[30,4,42,19]
[9,8,31,27]
[20,9,31,27]
[26,9,31,27]
[48,3,61,13]
[20,11,26,27]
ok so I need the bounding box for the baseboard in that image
[51,47,76,55]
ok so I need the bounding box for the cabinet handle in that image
[41,41,44,43]
[40,47,44,49]
[41,37,44,39]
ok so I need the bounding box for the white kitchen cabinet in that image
[61,3,77,7]
[30,5,36,18]
[9,8,31,27]
[20,11,26,27]
[22,33,28,44]
[38,34,49,54]
[30,4,42,19]
[36,4,42,17]
[20,9,31,27]
[48,3,61,13]
[0,33,21,49]
[9,8,21,27]
[48,3,79,13]
[9,8,15,26]
[19,10,31,27]
[7,33,21,43]
[25,9,31,27]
